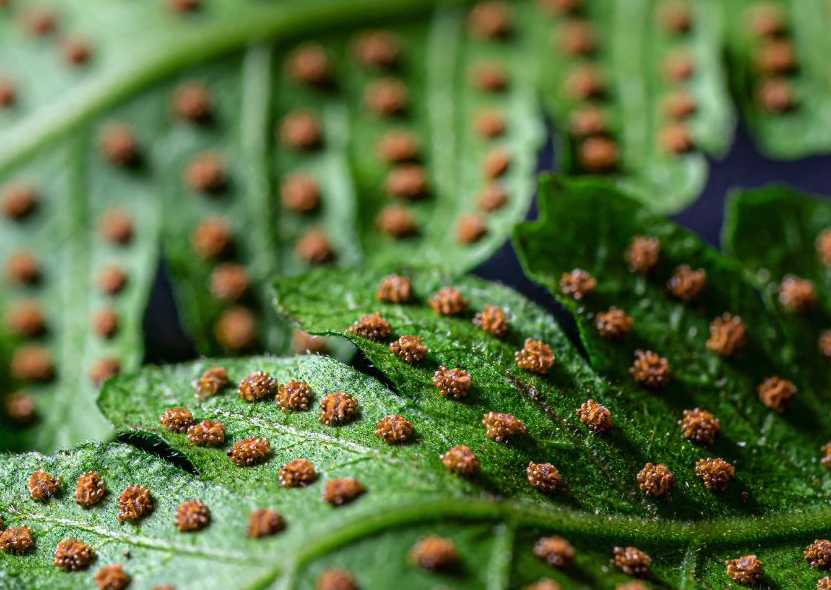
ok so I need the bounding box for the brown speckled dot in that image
[11,345,54,382]
[352,30,400,70]
[175,500,210,532]
[637,462,675,498]
[533,536,574,568]
[0,527,34,554]
[318,392,360,426]
[725,555,764,586]
[90,357,121,386]
[99,267,127,295]
[613,546,651,577]
[757,376,796,413]
[191,216,233,260]
[280,173,320,213]
[0,78,17,108]
[660,122,694,154]
[228,437,270,467]
[5,300,46,337]
[279,110,322,150]
[457,214,488,244]
[276,380,313,412]
[473,304,509,338]
[209,263,249,302]
[483,148,510,179]
[317,569,357,590]
[478,183,508,212]
[173,82,212,122]
[53,537,94,571]
[429,287,468,316]
[100,124,139,167]
[441,445,480,476]
[2,184,37,220]
[365,78,408,117]
[579,136,618,172]
[167,0,200,13]
[667,265,706,302]
[62,38,92,66]
[28,467,62,501]
[389,335,428,363]
[377,130,419,163]
[294,229,334,265]
[663,90,697,119]
[285,43,331,87]
[410,536,458,571]
[374,415,414,444]
[214,307,257,351]
[75,471,106,507]
[323,478,365,506]
[483,411,527,441]
[185,152,226,194]
[377,205,418,238]
[94,564,130,590]
[568,106,607,138]
[468,1,512,38]
[279,458,316,488]
[385,165,428,200]
[98,210,134,245]
[474,107,506,138]
[117,485,153,521]
[565,65,605,100]
[247,509,285,538]
[470,61,508,92]
[375,274,412,303]
[576,399,613,433]
[348,312,391,340]
[527,462,562,495]
[6,250,41,285]
[758,77,795,113]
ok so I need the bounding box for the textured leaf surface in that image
[510,176,831,588]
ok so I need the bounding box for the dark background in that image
[143,121,831,363]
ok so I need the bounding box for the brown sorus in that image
[695,457,735,492]
[75,471,106,507]
[478,183,508,211]
[779,275,817,313]
[0,78,17,108]
[568,106,608,138]
[28,467,62,501]
[173,82,212,123]
[757,38,796,74]
[295,229,334,265]
[376,274,413,303]
[441,445,480,476]
[758,77,795,113]
[98,266,128,295]
[238,371,276,402]
[470,60,508,92]
[526,579,561,590]
[818,578,831,590]
[474,107,506,138]
[193,366,228,399]
[175,500,210,532]
[559,268,596,300]
[159,407,194,433]
[323,478,365,506]
[0,527,34,554]
[473,304,509,338]
[706,313,748,357]
[318,392,360,426]
[527,462,562,495]
[11,345,54,382]
[285,43,330,86]
[317,569,358,590]
[678,408,721,445]
[117,485,153,521]
[663,90,698,119]
[191,216,233,259]
[637,462,675,498]
[280,458,316,488]
[657,0,693,34]
[558,20,596,56]
[352,30,400,69]
[804,539,831,569]
[660,122,694,154]
[210,263,249,302]
[2,184,37,220]
[749,3,786,37]
[725,555,764,585]
[348,312,392,341]
[168,0,200,13]
[483,411,527,441]
[630,351,671,389]
[457,214,488,245]
[579,136,619,172]
[279,110,322,150]
[410,536,459,571]
[62,38,92,66]
[432,366,472,399]
[247,509,285,538]
[185,152,226,194]
[625,236,661,274]
[483,148,511,179]
[662,50,695,82]
[515,338,555,374]
[100,124,139,167]
[389,335,428,363]
[818,228,831,266]
[375,415,414,444]
[595,307,632,341]
[5,392,37,425]
[386,164,429,199]
[280,173,320,213]
[612,546,651,577]
[276,380,314,412]
[94,564,131,590]
[667,265,707,302]
[565,65,605,100]
[5,299,46,337]
[468,1,512,38]
[429,287,468,316]
[228,437,271,467]
[23,8,57,37]
[90,358,121,386]
[533,536,574,569]
[215,306,257,351]
[757,376,796,412]
[365,78,408,116]
[98,210,134,245]
[187,419,226,446]
[53,537,94,571]
[6,250,41,285]
[377,204,418,238]
[576,399,613,433]
[377,130,419,163]
[292,329,328,355]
